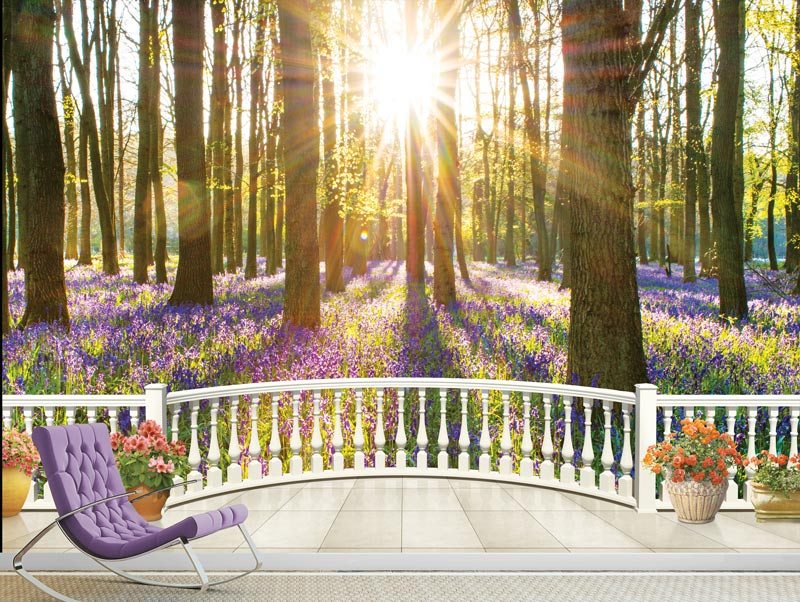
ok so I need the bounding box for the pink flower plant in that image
[112,420,189,491]
[2,427,40,477]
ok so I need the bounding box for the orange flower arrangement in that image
[643,418,743,485]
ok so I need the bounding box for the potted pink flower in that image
[111,420,189,520]
[2,427,40,517]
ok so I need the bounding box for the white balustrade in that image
[540,394,555,480]
[437,389,449,471]
[478,390,491,473]
[169,406,178,442]
[354,389,365,471]
[206,398,222,488]
[249,397,263,480]
[290,393,302,475]
[268,399,281,478]
[396,389,407,470]
[520,394,533,478]
[459,390,471,472]
[187,401,202,493]
[560,396,575,484]
[311,392,324,474]
[768,408,779,456]
[499,392,512,475]
[332,391,344,471]
[725,406,738,502]
[417,388,428,469]
[227,396,242,484]
[580,399,595,489]
[599,401,615,493]
[375,389,386,470]
[66,407,75,425]
[791,409,799,459]
[618,405,634,498]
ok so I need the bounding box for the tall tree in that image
[710,0,748,319]
[61,0,119,275]
[636,106,649,264]
[278,0,320,327]
[2,0,14,333]
[786,0,800,273]
[683,0,702,282]
[56,20,78,261]
[562,0,678,390]
[405,0,425,286]
[151,0,167,284]
[505,48,517,268]
[209,0,227,275]
[169,0,213,306]
[13,0,70,330]
[232,0,244,269]
[433,0,459,305]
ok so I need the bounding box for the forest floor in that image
[3,258,798,395]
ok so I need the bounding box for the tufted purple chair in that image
[13,423,261,600]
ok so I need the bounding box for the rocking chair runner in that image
[14,423,262,601]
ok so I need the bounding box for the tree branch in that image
[629,0,682,106]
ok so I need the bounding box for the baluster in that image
[24,408,36,504]
[375,389,386,470]
[311,392,324,474]
[744,407,758,501]
[87,407,96,424]
[520,393,534,478]
[170,405,179,442]
[579,399,596,489]
[663,405,673,440]
[268,398,282,478]
[560,396,575,484]
[129,407,138,431]
[618,405,634,498]
[540,394,555,480]
[790,408,799,460]
[249,396,263,480]
[227,396,242,484]
[395,389,407,470]
[599,401,615,492]
[109,407,118,434]
[354,389,365,471]
[478,391,491,473]
[458,390,471,472]
[725,406,738,502]
[45,407,54,427]
[43,406,56,506]
[768,407,779,456]
[332,391,344,471]
[417,388,429,469]
[685,406,694,421]
[207,398,223,487]
[187,400,202,493]
[499,392,512,475]
[2,407,10,429]
[437,389,449,471]
[290,392,303,475]
[65,407,75,425]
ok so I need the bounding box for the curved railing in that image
[3,380,798,513]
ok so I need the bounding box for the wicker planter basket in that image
[664,478,727,523]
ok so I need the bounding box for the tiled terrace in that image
[4,478,800,558]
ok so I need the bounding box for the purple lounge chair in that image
[14,423,261,600]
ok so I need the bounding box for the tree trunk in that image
[209,0,226,275]
[169,0,213,306]
[133,0,154,284]
[77,118,92,265]
[116,42,124,256]
[150,0,166,284]
[13,0,70,330]
[636,106,648,264]
[278,0,320,328]
[232,0,244,269]
[62,0,118,275]
[733,0,745,250]
[405,0,425,286]
[786,0,799,273]
[683,0,702,282]
[2,0,14,332]
[433,0,459,306]
[668,22,683,266]
[710,0,747,320]
[744,168,764,262]
[57,34,79,261]
[505,59,516,268]
[224,81,235,273]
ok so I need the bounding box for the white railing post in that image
[268,399,281,478]
[332,391,344,471]
[227,396,242,484]
[66,407,75,425]
[290,393,303,475]
[634,384,658,512]
[169,406,178,443]
[187,401,203,493]
[311,392,324,474]
[206,398,223,488]
[520,393,534,478]
[560,396,575,484]
[354,389,365,471]
[768,408,779,456]
[417,388,428,469]
[744,407,757,501]
[437,389,449,471]
[660,405,673,501]
[2,407,10,429]
[396,389,407,471]
[248,397,263,480]
[790,408,799,458]
[24,408,36,504]
[540,394,555,480]
[618,405,634,498]
[725,406,738,502]
[580,399,595,488]
[144,384,168,431]
[375,389,386,470]
[109,407,118,434]
[87,408,96,424]
[458,390,470,472]
[478,390,491,473]
[499,392,512,475]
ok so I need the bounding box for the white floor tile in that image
[454,488,524,511]
[591,510,726,549]
[466,511,563,549]
[250,510,338,548]
[528,510,647,549]
[353,478,404,490]
[660,512,800,549]
[402,511,482,549]
[402,488,462,511]
[281,487,352,511]
[341,488,402,511]
[504,487,586,511]
[320,511,402,549]
[228,486,302,510]
[402,478,451,489]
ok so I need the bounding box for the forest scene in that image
[2,0,799,402]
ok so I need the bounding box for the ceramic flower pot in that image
[2,467,32,517]
[127,484,169,521]
[664,478,726,523]
[750,482,800,522]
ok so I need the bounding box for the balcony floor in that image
[4,478,800,557]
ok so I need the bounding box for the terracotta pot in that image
[127,484,169,521]
[750,482,800,522]
[664,478,726,523]
[2,467,33,517]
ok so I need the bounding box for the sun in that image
[370,44,437,121]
